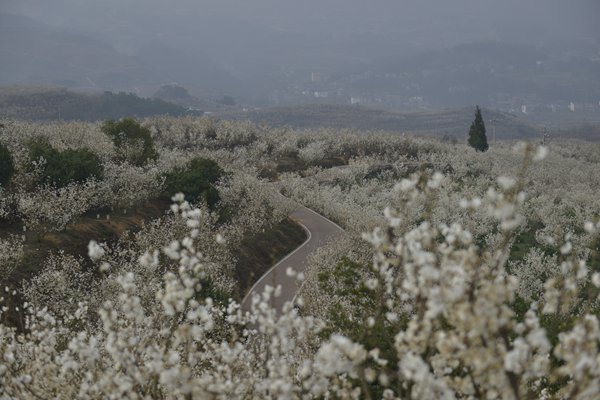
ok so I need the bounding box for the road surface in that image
[241,205,345,313]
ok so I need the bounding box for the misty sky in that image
[1,0,599,108]
[3,0,599,43]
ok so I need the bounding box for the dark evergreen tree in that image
[467,106,489,152]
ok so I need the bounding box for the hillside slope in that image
[219,104,538,140]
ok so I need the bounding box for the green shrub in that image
[0,142,14,187]
[27,137,103,187]
[317,258,405,398]
[27,137,61,167]
[164,157,224,209]
[101,118,158,166]
[56,149,104,187]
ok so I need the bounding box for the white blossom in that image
[87,240,105,261]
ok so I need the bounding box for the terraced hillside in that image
[219,104,539,140]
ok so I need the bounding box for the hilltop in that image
[0,86,192,121]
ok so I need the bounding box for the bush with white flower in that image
[1,116,600,398]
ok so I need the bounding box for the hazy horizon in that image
[1,0,599,114]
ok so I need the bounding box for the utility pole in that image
[490,119,497,145]
[542,126,549,145]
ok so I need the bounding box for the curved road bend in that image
[241,205,345,314]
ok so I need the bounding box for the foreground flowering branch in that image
[1,141,600,399]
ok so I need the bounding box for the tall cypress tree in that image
[467,106,489,152]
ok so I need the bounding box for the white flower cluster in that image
[17,181,102,233]
[0,235,24,279]
[1,117,600,399]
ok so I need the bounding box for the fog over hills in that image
[1,0,599,119]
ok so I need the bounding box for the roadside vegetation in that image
[1,115,600,398]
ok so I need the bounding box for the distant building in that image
[311,72,322,83]
[314,91,328,99]
[569,102,576,112]
[521,105,527,114]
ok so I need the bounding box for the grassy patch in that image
[275,155,347,177]
[509,230,537,262]
[276,155,306,174]
[509,221,545,263]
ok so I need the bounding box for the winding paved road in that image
[241,205,345,313]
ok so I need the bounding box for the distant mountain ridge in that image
[0,13,239,94]
[0,14,159,90]
[1,11,598,117]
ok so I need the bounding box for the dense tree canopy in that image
[27,137,103,187]
[164,157,224,208]
[101,118,158,166]
[0,89,192,121]
[2,117,600,399]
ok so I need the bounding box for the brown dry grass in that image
[4,198,171,284]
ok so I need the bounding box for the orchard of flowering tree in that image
[0,116,600,399]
